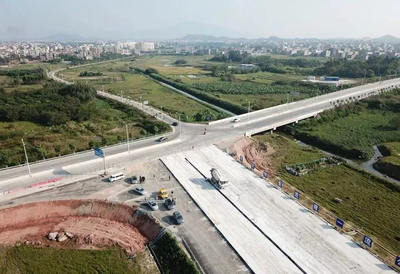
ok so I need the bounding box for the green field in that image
[254,133,400,253]
[61,60,222,121]
[0,73,45,93]
[0,246,158,274]
[288,91,400,159]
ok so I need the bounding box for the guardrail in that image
[232,145,400,272]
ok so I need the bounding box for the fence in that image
[233,150,400,272]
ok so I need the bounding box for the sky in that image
[1,0,400,40]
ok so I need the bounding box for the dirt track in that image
[0,200,161,253]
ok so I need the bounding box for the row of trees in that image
[0,68,46,85]
[79,71,103,77]
[314,56,400,78]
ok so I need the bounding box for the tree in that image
[391,117,400,130]
[145,68,159,75]
[174,59,188,65]
[0,87,5,94]
[153,126,159,134]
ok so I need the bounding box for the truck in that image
[209,168,230,189]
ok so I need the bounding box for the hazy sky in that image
[1,0,400,40]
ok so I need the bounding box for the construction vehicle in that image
[209,168,230,189]
[164,198,176,210]
[158,188,169,199]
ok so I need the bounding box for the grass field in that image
[0,246,158,274]
[0,74,45,93]
[0,97,170,168]
[254,133,400,253]
[61,60,222,121]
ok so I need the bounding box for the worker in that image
[204,128,207,135]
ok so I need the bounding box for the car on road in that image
[233,118,241,123]
[158,136,168,142]
[133,187,147,195]
[172,211,184,224]
[108,172,125,182]
[147,200,159,211]
[172,122,179,126]
[130,175,138,184]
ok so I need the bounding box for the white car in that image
[147,200,159,211]
[233,118,241,123]
[133,187,147,195]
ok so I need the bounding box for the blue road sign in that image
[294,190,300,199]
[363,236,373,248]
[251,162,255,169]
[240,155,243,162]
[263,171,269,178]
[312,203,320,212]
[395,256,400,267]
[278,180,283,188]
[336,218,344,228]
[207,116,212,121]
[94,147,105,158]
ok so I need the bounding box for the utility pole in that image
[21,139,32,178]
[103,151,107,175]
[122,121,130,153]
[178,114,182,140]
[246,99,250,123]
[121,90,124,101]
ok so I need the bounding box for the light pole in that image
[121,90,124,101]
[245,99,250,123]
[21,139,32,177]
[177,114,182,140]
[122,121,130,153]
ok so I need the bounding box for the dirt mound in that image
[230,137,276,177]
[0,200,163,254]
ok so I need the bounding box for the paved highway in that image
[1,70,400,191]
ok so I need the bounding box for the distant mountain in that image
[371,35,400,42]
[179,34,236,41]
[129,21,252,40]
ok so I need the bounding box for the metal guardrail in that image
[233,147,400,272]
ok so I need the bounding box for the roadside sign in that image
[336,218,344,229]
[312,203,320,212]
[395,256,400,267]
[294,190,300,199]
[278,180,283,188]
[363,236,373,248]
[94,147,105,158]
[143,100,149,105]
[207,116,212,121]
[240,155,243,162]
[251,162,255,169]
[263,171,269,178]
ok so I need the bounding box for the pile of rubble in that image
[48,231,74,242]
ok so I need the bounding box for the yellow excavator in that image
[158,188,169,199]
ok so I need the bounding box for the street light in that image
[122,121,130,153]
[177,114,182,140]
[21,139,32,177]
[245,99,250,123]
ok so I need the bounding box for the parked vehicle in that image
[164,198,176,210]
[130,175,138,184]
[172,122,179,126]
[147,200,159,211]
[109,172,125,182]
[133,187,147,195]
[233,118,241,123]
[158,188,168,199]
[172,211,184,224]
[158,136,168,142]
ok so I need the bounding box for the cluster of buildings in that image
[1,36,399,65]
[0,41,157,63]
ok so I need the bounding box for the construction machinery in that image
[209,168,230,189]
[158,188,169,199]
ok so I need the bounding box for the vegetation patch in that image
[287,90,400,159]
[150,232,200,274]
[253,133,400,253]
[0,246,158,274]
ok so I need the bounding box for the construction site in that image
[0,137,398,274]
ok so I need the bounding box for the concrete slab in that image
[175,145,395,274]
[162,153,302,274]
